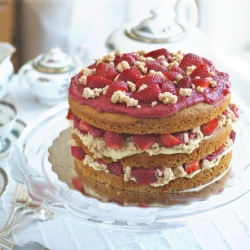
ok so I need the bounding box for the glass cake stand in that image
[8,102,250,231]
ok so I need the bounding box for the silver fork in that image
[1,184,40,237]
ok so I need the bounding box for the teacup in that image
[0,101,18,153]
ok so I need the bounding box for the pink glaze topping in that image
[69,49,231,118]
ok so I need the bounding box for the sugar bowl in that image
[18,45,86,106]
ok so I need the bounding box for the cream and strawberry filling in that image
[69,49,231,119]
[71,136,234,187]
[67,106,237,161]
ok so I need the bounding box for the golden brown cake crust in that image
[68,94,230,134]
[72,124,232,168]
[75,151,232,192]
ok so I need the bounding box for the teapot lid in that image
[125,9,186,44]
[33,48,76,73]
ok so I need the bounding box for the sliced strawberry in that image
[138,202,148,208]
[169,66,185,75]
[206,144,225,161]
[190,64,210,78]
[164,71,180,81]
[73,115,80,129]
[172,132,185,144]
[72,177,85,193]
[136,75,164,89]
[160,133,181,147]
[179,53,203,70]
[133,134,156,150]
[114,53,138,66]
[229,104,239,118]
[78,120,89,131]
[66,108,74,120]
[106,81,129,97]
[229,130,236,142]
[200,117,219,136]
[86,75,112,89]
[88,125,104,138]
[201,57,214,68]
[184,160,199,174]
[118,66,142,83]
[87,62,97,69]
[144,48,171,60]
[103,131,124,149]
[146,61,168,73]
[131,168,157,185]
[96,63,118,80]
[177,76,192,88]
[192,78,210,89]
[161,80,177,95]
[132,84,161,103]
[97,159,106,165]
[71,146,85,160]
[107,162,123,176]
[187,131,197,140]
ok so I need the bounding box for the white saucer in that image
[0,119,26,159]
[0,168,8,197]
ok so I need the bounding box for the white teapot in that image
[0,42,16,99]
[18,45,87,106]
[106,0,210,56]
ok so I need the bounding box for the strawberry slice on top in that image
[144,48,171,60]
[190,64,211,78]
[146,61,168,73]
[192,78,210,89]
[161,80,177,95]
[86,75,113,89]
[179,53,203,70]
[118,66,142,83]
[106,81,129,97]
[132,84,161,103]
[136,74,164,89]
[114,53,138,66]
[96,63,118,80]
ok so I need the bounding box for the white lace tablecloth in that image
[1,75,250,250]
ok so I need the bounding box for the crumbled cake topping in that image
[158,92,178,104]
[116,61,130,72]
[82,87,103,99]
[111,90,138,107]
[135,61,147,74]
[81,67,96,76]
[179,88,192,97]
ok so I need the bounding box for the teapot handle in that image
[176,0,199,26]
[18,64,32,89]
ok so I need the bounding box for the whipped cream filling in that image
[75,137,233,187]
[69,108,235,161]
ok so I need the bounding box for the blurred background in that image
[1,0,250,102]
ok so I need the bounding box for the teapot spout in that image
[0,42,16,64]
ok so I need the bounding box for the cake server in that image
[0,236,50,250]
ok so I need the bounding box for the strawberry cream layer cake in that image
[67,48,238,193]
